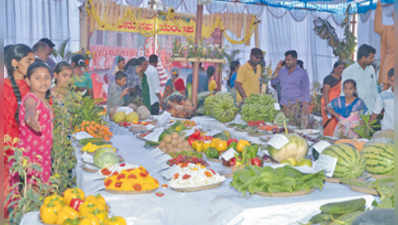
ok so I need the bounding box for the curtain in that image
[5,0,81,52]
[357,11,381,62]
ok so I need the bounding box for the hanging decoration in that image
[313,6,356,63]
[86,0,258,45]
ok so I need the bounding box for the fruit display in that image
[104,166,159,192]
[39,188,126,225]
[167,155,208,167]
[113,111,139,123]
[308,198,366,225]
[158,132,192,153]
[204,92,238,123]
[268,134,308,163]
[75,121,113,141]
[241,94,278,122]
[81,142,116,153]
[169,163,226,189]
[231,166,325,195]
[322,143,365,179]
[362,143,394,175]
[93,149,120,169]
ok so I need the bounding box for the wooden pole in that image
[192,4,204,106]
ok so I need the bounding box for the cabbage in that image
[93,151,119,169]
[268,134,308,162]
[204,93,238,123]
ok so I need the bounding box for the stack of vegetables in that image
[308,198,366,225]
[231,166,325,195]
[241,94,278,123]
[75,121,112,141]
[104,166,159,192]
[40,188,126,225]
[158,132,192,153]
[203,92,238,123]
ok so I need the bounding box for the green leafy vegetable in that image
[241,94,278,122]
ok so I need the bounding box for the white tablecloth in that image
[20,117,374,225]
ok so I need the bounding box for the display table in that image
[20,117,374,225]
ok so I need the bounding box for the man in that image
[341,44,378,113]
[235,48,263,103]
[186,63,208,99]
[32,40,55,71]
[145,55,162,115]
[371,68,394,130]
[71,54,93,97]
[39,38,57,71]
[271,50,310,111]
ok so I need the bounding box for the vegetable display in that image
[93,150,120,169]
[241,94,278,122]
[322,144,365,179]
[204,92,238,123]
[158,132,192,153]
[362,143,394,175]
[268,134,308,162]
[231,166,325,195]
[104,167,159,192]
[167,155,208,167]
[75,121,113,141]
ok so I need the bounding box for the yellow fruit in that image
[296,159,313,167]
[113,112,126,123]
[280,158,297,166]
[126,112,139,123]
[56,206,79,225]
[192,141,204,152]
[44,194,64,205]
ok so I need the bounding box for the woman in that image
[327,79,367,138]
[228,60,240,89]
[3,44,34,217]
[321,61,345,136]
[164,68,185,99]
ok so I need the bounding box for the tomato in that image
[250,157,262,167]
[155,192,165,197]
[133,184,142,191]
[70,198,84,211]
[182,174,191,180]
[128,174,137,179]
[63,188,85,206]
[114,182,122,188]
[116,174,126,180]
[104,179,112,187]
[100,168,111,176]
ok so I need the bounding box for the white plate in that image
[73,132,93,140]
[97,163,138,177]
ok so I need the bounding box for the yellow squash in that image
[236,140,250,152]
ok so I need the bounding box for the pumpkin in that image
[335,139,366,151]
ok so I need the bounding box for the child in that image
[18,61,53,183]
[327,79,368,138]
[107,71,129,116]
[51,61,73,102]
[371,68,394,130]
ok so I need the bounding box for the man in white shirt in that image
[146,54,162,115]
[371,68,394,130]
[341,44,378,113]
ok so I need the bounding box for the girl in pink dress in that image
[18,61,53,183]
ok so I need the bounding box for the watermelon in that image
[322,144,365,179]
[362,143,394,175]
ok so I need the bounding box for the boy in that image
[107,71,129,116]
[371,68,394,130]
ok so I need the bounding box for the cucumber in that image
[79,138,108,146]
[309,213,335,224]
[320,198,366,215]
[329,210,363,225]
